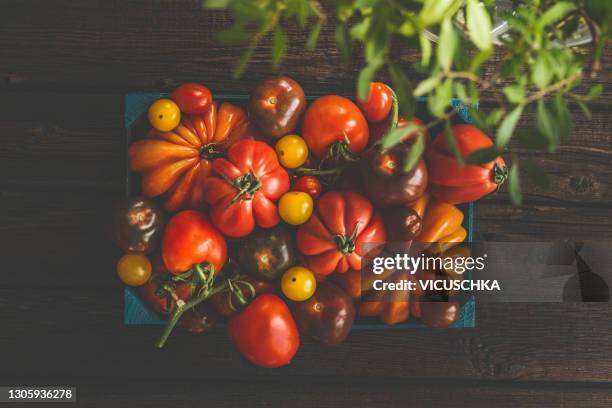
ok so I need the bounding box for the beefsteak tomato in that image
[228,293,299,368]
[161,210,227,275]
[203,139,290,237]
[301,95,369,159]
[296,191,386,275]
[426,124,507,204]
[128,102,253,211]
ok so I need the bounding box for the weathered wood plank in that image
[3,378,612,408]
[1,0,609,105]
[1,287,612,383]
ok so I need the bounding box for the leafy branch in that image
[203,0,610,205]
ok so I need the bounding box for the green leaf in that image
[536,100,558,151]
[388,62,416,119]
[553,92,572,140]
[466,146,500,164]
[503,84,526,104]
[508,162,523,206]
[486,108,505,127]
[428,78,452,118]
[202,0,230,9]
[466,0,493,51]
[515,129,550,149]
[404,133,426,173]
[357,68,375,102]
[233,45,255,79]
[574,98,592,119]
[468,106,490,133]
[380,123,422,150]
[217,25,249,45]
[454,82,470,104]
[532,54,553,89]
[305,19,323,50]
[420,0,456,26]
[335,25,351,62]
[538,2,577,28]
[413,76,441,96]
[349,17,371,41]
[444,120,464,166]
[419,32,432,68]
[272,26,287,68]
[521,160,551,190]
[586,84,603,100]
[469,48,492,73]
[437,17,457,71]
[357,55,384,101]
[296,0,309,27]
[496,105,523,149]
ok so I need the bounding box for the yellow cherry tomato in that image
[281,266,316,301]
[275,135,309,168]
[148,98,181,132]
[117,254,152,286]
[278,191,313,225]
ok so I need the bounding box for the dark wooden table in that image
[1,1,611,407]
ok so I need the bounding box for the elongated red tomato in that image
[161,210,227,275]
[296,191,386,276]
[301,95,369,158]
[203,140,290,237]
[425,124,507,204]
[228,293,299,368]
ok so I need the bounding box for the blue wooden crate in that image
[124,92,476,329]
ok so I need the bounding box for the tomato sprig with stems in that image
[155,261,256,348]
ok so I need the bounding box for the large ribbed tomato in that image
[296,191,386,276]
[203,140,290,238]
[128,102,254,211]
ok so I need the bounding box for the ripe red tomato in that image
[293,176,322,199]
[203,140,290,237]
[357,82,393,123]
[301,95,369,158]
[161,210,227,275]
[228,293,300,368]
[426,124,507,204]
[296,191,386,276]
[171,83,213,114]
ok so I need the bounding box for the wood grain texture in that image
[0,0,610,103]
[4,379,612,408]
[2,288,612,383]
[0,0,612,405]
